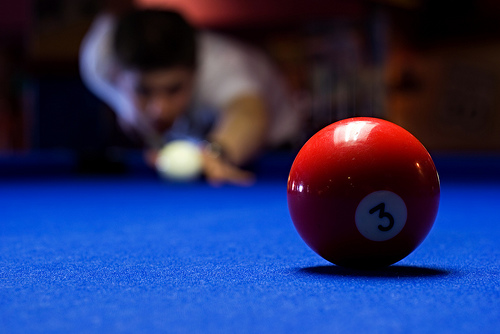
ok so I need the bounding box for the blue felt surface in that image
[0,167,499,333]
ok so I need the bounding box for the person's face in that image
[117,66,195,133]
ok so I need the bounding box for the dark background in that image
[1,0,500,174]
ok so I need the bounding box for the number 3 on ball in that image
[355,191,408,242]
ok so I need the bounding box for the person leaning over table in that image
[79,8,303,185]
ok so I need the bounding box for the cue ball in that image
[156,140,203,181]
[287,117,440,268]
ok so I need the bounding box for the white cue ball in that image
[155,140,203,181]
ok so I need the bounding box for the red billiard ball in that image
[287,117,440,268]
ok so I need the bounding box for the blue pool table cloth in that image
[0,154,499,333]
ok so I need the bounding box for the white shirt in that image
[80,14,302,147]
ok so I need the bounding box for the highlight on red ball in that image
[287,117,440,269]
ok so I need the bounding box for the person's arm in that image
[79,14,122,113]
[80,11,163,147]
[209,94,269,165]
[79,0,134,111]
[202,94,269,186]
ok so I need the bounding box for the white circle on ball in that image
[156,140,203,181]
[355,190,407,242]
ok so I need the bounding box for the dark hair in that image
[113,9,197,71]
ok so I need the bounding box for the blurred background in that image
[1,0,499,176]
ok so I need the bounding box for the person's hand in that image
[202,148,255,187]
[144,147,254,186]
